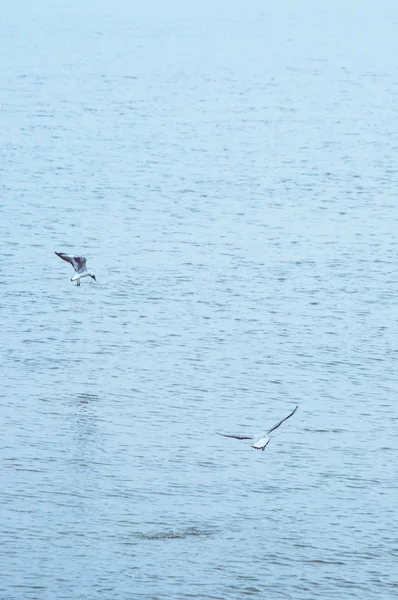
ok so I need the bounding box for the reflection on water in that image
[138,527,217,541]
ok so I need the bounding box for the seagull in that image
[55,252,97,286]
[217,406,298,450]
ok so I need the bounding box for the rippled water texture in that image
[1,1,398,599]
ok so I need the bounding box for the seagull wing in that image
[73,256,87,272]
[266,405,298,435]
[55,252,86,273]
[216,432,253,440]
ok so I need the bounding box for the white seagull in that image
[55,252,97,286]
[217,405,298,450]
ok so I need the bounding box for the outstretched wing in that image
[55,252,86,273]
[73,256,87,272]
[267,405,298,435]
[216,432,253,441]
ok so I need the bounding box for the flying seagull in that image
[55,252,97,286]
[217,405,298,450]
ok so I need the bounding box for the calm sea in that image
[1,1,398,598]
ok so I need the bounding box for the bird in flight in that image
[55,252,97,286]
[217,406,298,450]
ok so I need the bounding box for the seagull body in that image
[55,252,97,286]
[217,406,298,451]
